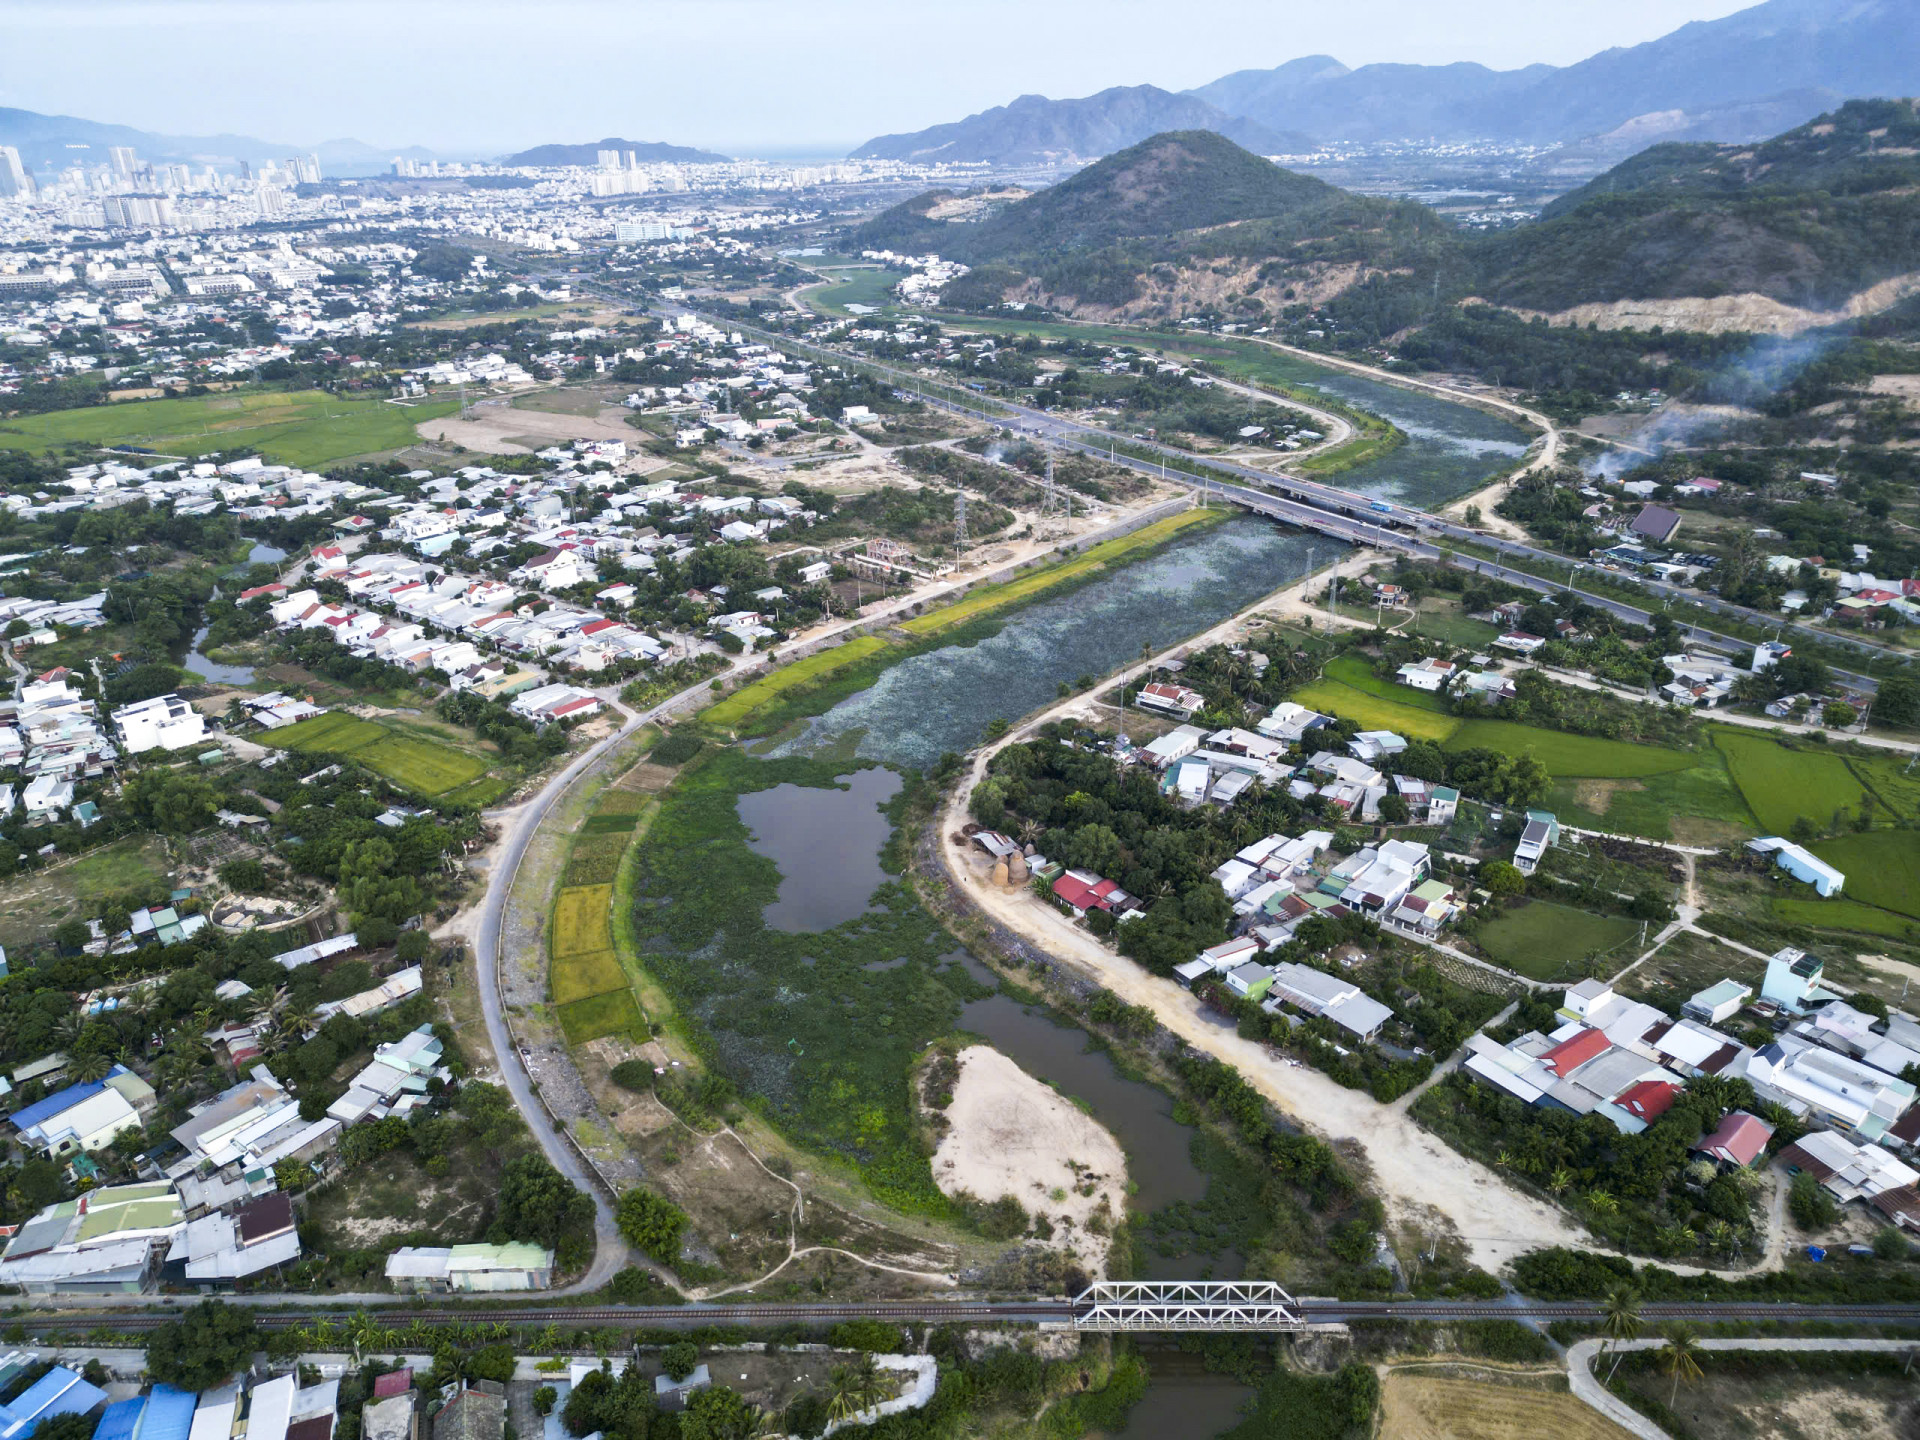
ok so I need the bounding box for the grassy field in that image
[1405,602,1503,650]
[0,835,172,952]
[1812,829,1920,920]
[1773,895,1920,938]
[805,267,898,315]
[0,390,460,469]
[1715,731,1869,834]
[900,508,1221,637]
[1290,676,1464,742]
[1448,721,1697,778]
[552,883,615,956]
[1474,900,1642,982]
[1322,653,1453,713]
[1545,752,1756,846]
[556,989,645,1045]
[406,301,570,330]
[703,636,890,728]
[261,711,496,800]
[1379,1372,1633,1440]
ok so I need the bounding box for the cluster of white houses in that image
[1463,950,1920,1226]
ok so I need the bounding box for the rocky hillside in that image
[851,130,1450,318]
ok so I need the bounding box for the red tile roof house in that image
[1692,1111,1775,1169]
[1612,1078,1679,1125]
[1539,1027,1612,1077]
[1051,871,1136,919]
[1135,682,1205,719]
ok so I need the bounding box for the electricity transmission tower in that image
[954,491,968,552]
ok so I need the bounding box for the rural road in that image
[1564,1336,1920,1440]
[472,693,652,1292]
[469,669,757,1296]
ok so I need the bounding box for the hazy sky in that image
[6,0,1761,155]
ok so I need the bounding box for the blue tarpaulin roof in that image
[136,1386,198,1440]
[0,1367,108,1440]
[96,1397,146,1440]
[8,1079,107,1132]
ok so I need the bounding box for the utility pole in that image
[954,491,968,553]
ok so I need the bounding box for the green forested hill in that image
[1469,99,1920,311]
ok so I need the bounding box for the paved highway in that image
[720,316,1904,691]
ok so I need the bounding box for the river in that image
[179,538,288,685]
[1233,346,1530,509]
[774,517,1324,769]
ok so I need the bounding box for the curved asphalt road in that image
[470,677,730,1296]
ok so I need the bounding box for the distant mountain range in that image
[850,86,1311,165]
[854,0,1919,165]
[497,138,731,166]
[863,99,1920,335]
[0,107,438,175]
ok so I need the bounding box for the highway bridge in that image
[706,314,1902,692]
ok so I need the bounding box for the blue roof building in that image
[0,1365,108,1440]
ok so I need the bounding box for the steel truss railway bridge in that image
[26,1289,1920,1335]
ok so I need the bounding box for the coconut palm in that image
[71,1053,112,1084]
[852,1353,884,1409]
[1659,1325,1704,1406]
[825,1366,861,1423]
[535,1322,561,1356]
[1586,1189,1617,1215]
[347,1311,382,1364]
[1547,1167,1572,1195]
[1600,1286,1641,1382]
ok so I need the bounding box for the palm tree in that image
[825,1366,861,1423]
[348,1311,381,1365]
[1586,1189,1617,1215]
[1548,1167,1572,1195]
[1600,1286,1641,1382]
[852,1353,884,1410]
[1659,1325,1704,1406]
[72,1053,112,1084]
[280,1000,319,1037]
[535,1321,561,1356]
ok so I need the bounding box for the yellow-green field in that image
[1289,677,1463,743]
[702,636,890,727]
[261,711,495,800]
[556,990,644,1045]
[0,390,461,470]
[903,509,1221,637]
[551,883,614,956]
[551,947,626,1005]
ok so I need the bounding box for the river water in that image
[179,538,290,685]
[775,517,1323,770]
[1247,349,1531,508]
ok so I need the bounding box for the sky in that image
[5,0,1763,156]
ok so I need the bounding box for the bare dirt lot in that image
[418,396,674,460]
[1379,1370,1632,1440]
[931,1045,1128,1273]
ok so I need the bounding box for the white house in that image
[1396,657,1455,692]
[112,694,207,753]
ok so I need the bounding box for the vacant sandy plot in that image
[1380,1373,1633,1440]
[933,1045,1127,1273]
[418,397,673,459]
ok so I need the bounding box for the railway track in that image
[22,1299,1920,1333]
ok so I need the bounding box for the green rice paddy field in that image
[0,390,460,470]
[260,711,502,804]
[1296,664,1920,934]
